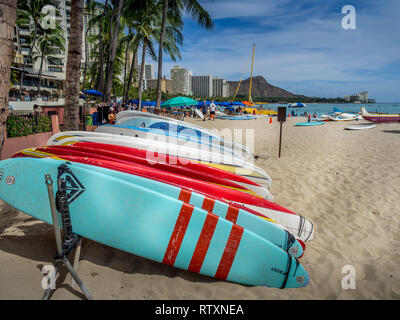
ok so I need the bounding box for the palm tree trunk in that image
[15,25,23,92]
[0,0,17,154]
[103,0,123,103]
[125,45,138,101]
[156,0,168,109]
[95,0,108,93]
[64,0,84,131]
[37,51,45,93]
[138,41,147,110]
[82,25,90,90]
[122,29,132,102]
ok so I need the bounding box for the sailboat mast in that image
[249,43,255,103]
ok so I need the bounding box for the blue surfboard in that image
[295,121,325,126]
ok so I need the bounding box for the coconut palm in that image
[32,23,65,93]
[124,0,183,109]
[0,0,17,153]
[86,9,126,96]
[155,0,214,108]
[82,0,100,90]
[16,0,58,95]
[103,0,124,103]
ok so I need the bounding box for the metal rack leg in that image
[42,174,93,300]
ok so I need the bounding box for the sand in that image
[0,116,399,300]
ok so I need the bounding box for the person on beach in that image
[202,101,207,121]
[210,100,216,120]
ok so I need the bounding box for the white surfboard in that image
[195,108,205,120]
[344,124,376,130]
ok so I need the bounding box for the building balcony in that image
[19,28,30,35]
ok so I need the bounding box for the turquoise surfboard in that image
[66,160,303,258]
[0,158,309,288]
[295,121,325,126]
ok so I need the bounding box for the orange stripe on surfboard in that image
[188,213,219,274]
[162,203,194,266]
[225,206,239,224]
[201,198,215,212]
[214,224,244,280]
[178,189,192,203]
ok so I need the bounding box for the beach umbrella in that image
[83,89,103,96]
[161,96,198,108]
[289,102,306,108]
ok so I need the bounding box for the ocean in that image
[256,103,400,117]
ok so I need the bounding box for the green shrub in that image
[6,114,53,138]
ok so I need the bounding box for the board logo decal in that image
[296,275,305,284]
[289,247,298,257]
[5,176,15,185]
[0,168,4,182]
[57,164,85,204]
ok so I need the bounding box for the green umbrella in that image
[161,96,198,108]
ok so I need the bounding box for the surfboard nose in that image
[298,215,314,241]
[288,241,304,259]
[285,259,310,288]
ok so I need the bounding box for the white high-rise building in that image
[11,0,96,97]
[12,0,71,94]
[192,75,213,98]
[171,66,192,95]
[357,91,368,102]
[212,78,229,98]
[83,5,100,65]
[136,64,155,91]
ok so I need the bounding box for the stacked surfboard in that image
[0,110,315,289]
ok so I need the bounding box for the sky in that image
[157,0,400,102]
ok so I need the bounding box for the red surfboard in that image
[25,145,255,194]
[66,142,261,187]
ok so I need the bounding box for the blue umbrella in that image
[83,89,103,96]
[288,102,306,108]
[217,101,230,106]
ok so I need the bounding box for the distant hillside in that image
[227,76,304,99]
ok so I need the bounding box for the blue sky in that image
[156,0,400,102]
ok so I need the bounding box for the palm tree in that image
[16,0,56,95]
[120,25,137,102]
[63,0,84,131]
[90,0,109,93]
[103,0,124,103]
[86,5,125,97]
[155,0,214,108]
[81,0,99,90]
[127,0,182,109]
[0,0,17,154]
[32,23,65,93]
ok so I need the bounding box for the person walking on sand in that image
[202,101,207,121]
[210,100,216,120]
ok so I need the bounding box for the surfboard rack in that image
[42,174,93,300]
